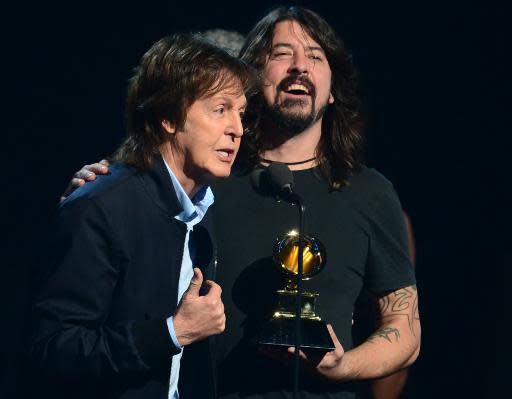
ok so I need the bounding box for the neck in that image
[259,119,322,170]
[160,144,202,198]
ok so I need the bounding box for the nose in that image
[227,111,244,139]
[288,50,309,75]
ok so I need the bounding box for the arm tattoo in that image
[368,327,400,343]
[376,285,419,337]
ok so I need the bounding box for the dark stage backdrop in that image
[2,1,510,398]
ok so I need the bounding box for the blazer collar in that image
[138,154,183,218]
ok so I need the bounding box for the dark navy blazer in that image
[29,155,216,399]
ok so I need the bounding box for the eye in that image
[214,106,226,114]
[309,54,323,61]
[272,51,292,59]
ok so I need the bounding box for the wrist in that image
[172,313,195,347]
[166,316,183,350]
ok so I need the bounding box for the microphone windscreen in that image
[250,167,274,196]
[267,162,294,191]
[250,168,264,191]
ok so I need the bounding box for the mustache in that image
[277,74,316,97]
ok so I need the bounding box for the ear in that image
[328,92,334,104]
[161,119,176,135]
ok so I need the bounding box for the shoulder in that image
[58,164,146,223]
[347,166,395,195]
[54,164,150,239]
[62,163,139,207]
[344,166,403,216]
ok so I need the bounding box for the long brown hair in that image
[115,33,254,170]
[238,6,364,190]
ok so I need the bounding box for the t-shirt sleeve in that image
[360,173,416,294]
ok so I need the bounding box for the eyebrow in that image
[271,43,325,53]
[212,95,247,109]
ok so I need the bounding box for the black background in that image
[2,1,510,397]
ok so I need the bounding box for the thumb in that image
[326,324,344,352]
[184,267,203,298]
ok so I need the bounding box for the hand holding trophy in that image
[258,230,335,351]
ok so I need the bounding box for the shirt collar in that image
[163,159,214,223]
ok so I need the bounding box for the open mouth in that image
[216,149,235,161]
[278,76,315,98]
[284,83,310,96]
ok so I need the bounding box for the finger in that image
[184,268,203,298]
[317,353,338,369]
[61,178,85,198]
[70,177,86,187]
[74,169,95,181]
[219,302,225,320]
[203,280,222,297]
[72,177,85,187]
[317,344,344,368]
[87,162,109,174]
[99,159,110,166]
[326,324,344,351]
[316,326,344,369]
[287,346,308,361]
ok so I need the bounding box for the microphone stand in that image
[265,162,307,399]
[287,193,305,399]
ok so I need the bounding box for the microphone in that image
[266,162,294,197]
[250,168,267,193]
[250,162,299,204]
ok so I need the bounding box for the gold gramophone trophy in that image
[258,230,335,350]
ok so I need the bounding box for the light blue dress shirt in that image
[162,160,214,399]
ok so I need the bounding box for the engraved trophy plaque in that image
[258,230,335,350]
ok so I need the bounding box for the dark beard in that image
[265,99,328,139]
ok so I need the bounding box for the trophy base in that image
[258,317,335,351]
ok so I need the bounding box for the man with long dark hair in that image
[213,8,420,398]
[30,34,252,399]
[63,6,420,399]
